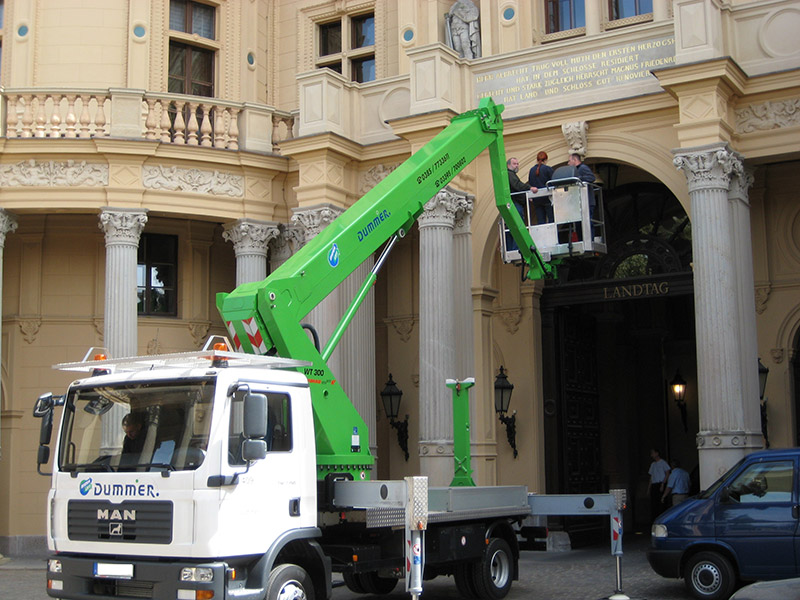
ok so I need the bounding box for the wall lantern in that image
[494,366,518,458]
[670,369,688,433]
[380,374,409,461]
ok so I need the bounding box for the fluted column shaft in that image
[0,211,18,461]
[452,191,475,380]
[223,219,280,286]
[674,145,761,487]
[98,208,147,452]
[418,190,458,486]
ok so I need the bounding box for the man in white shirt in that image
[648,448,671,522]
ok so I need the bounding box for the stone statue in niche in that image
[445,0,481,59]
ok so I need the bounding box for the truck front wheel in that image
[472,537,513,600]
[266,563,315,600]
[684,551,735,600]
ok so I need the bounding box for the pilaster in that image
[418,189,458,486]
[0,210,18,462]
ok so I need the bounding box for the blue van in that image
[647,448,800,600]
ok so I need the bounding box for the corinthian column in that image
[0,210,18,462]
[418,190,458,485]
[222,219,280,286]
[673,144,761,486]
[98,208,147,453]
[452,189,475,380]
[291,204,345,376]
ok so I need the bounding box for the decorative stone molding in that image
[755,285,771,314]
[188,321,211,348]
[735,98,800,134]
[562,121,588,156]
[146,338,162,355]
[19,318,42,344]
[98,208,148,246]
[419,443,454,457]
[412,373,419,388]
[269,224,304,262]
[771,348,784,364]
[696,431,761,450]
[360,163,398,195]
[0,159,108,187]
[142,165,244,197]
[728,168,755,203]
[496,308,522,335]
[222,219,280,256]
[291,204,345,242]
[92,318,104,341]
[0,211,19,247]
[386,316,415,343]
[419,188,459,228]
[673,146,743,192]
[453,190,475,234]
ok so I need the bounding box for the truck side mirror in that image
[242,439,267,461]
[243,393,268,440]
[33,393,55,474]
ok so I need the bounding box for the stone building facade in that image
[1,0,799,553]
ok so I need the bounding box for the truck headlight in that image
[180,567,214,582]
[48,559,62,573]
[651,524,668,538]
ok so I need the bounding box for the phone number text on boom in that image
[434,156,467,188]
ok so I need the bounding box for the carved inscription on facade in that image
[475,36,675,107]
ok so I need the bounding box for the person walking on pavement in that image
[662,458,691,506]
[648,448,670,522]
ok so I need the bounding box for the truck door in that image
[714,458,798,579]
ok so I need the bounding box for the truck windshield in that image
[58,377,215,473]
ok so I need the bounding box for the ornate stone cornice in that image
[562,121,588,156]
[0,210,19,247]
[735,98,800,134]
[223,219,280,256]
[291,204,345,242]
[673,145,743,192]
[0,159,108,187]
[419,188,459,228]
[98,208,148,245]
[142,165,244,197]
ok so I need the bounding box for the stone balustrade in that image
[1,88,295,153]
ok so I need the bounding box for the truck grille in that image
[92,578,154,598]
[68,500,173,544]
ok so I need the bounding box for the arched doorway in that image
[540,164,697,540]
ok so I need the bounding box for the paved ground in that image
[0,533,692,600]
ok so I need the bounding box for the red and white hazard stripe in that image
[225,321,244,353]
[242,317,268,354]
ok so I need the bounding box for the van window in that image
[726,460,794,504]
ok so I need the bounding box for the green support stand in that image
[448,378,476,487]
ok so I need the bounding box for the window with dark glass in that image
[170,0,215,39]
[316,12,375,83]
[168,41,214,97]
[545,0,586,33]
[229,392,292,465]
[609,0,653,20]
[138,234,178,316]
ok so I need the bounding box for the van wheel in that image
[684,551,735,600]
[472,538,513,600]
[358,572,397,594]
[266,564,315,600]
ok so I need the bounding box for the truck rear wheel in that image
[472,537,513,600]
[266,563,315,600]
[358,572,397,594]
[684,551,735,600]
[342,572,365,593]
[454,562,479,598]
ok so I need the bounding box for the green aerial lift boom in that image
[217,98,554,479]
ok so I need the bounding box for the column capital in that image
[222,218,280,257]
[728,167,756,205]
[98,208,148,246]
[291,204,345,243]
[0,210,19,247]
[452,188,475,234]
[673,144,743,193]
[419,188,459,229]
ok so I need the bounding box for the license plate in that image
[94,562,134,579]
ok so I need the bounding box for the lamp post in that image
[494,366,518,458]
[670,370,688,433]
[758,358,769,448]
[380,374,409,461]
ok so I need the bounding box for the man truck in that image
[33,98,625,600]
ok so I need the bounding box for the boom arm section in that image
[217,98,551,479]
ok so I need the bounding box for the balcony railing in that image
[1,88,295,153]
